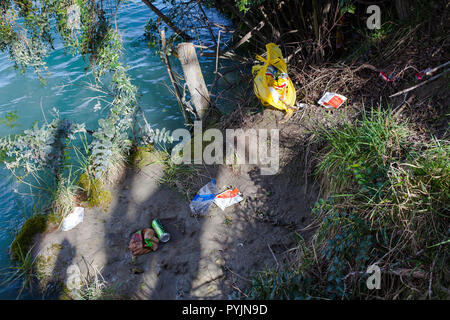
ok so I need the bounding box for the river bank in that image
[4,0,449,300]
[0,0,233,299]
[32,124,318,299]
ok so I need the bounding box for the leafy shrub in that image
[247,268,307,300]
[318,208,374,299]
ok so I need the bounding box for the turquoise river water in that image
[0,0,233,299]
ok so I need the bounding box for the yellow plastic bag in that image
[252,43,296,114]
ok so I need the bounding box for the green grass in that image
[1,241,39,299]
[158,151,201,201]
[51,175,78,226]
[130,143,202,201]
[10,214,47,261]
[314,107,411,194]
[5,213,50,298]
[311,108,449,299]
[248,107,449,300]
[247,268,305,300]
[78,172,112,211]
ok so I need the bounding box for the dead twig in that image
[224,265,251,282]
[268,244,280,270]
[142,0,192,41]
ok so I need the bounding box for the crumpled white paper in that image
[61,207,85,231]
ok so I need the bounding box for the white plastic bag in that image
[189,180,218,215]
[61,207,85,231]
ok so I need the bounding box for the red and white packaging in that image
[214,188,243,211]
[415,67,432,80]
[317,92,347,109]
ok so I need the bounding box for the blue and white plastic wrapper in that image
[189,179,218,215]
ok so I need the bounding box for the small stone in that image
[215,256,225,266]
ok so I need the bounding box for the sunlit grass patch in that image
[249,107,449,299]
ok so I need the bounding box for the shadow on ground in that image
[33,109,321,299]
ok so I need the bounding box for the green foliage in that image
[0,0,63,78]
[0,1,141,213]
[1,0,173,185]
[248,109,448,300]
[411,141,449,201]
[144,18,159,48]
[339,0,355,14]
[356,21,396,45]
[388,139,449,219]
[0,116,86,181]
[10,214,47,261]
[348,161,386,201]
[91,28,123,81]
[0,243,38,299]
[0,118,85,179]
[247,268,306,299]
[0,146,6,162]
[51,175,78,223]
[88,29,138,179]
[76,0,110,64]
[144,18,181,51]
[314,107,449,225]
[318,209,373,299]
[235,0,270,13]
[78,172,111,211]
[0,0,121,75]
[0,111,19,128]
[307,108,449,299]
[314,107,410,194]
[131,144,160,168]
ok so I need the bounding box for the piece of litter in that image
[190,179,218,215]
[214,187,244,211]
[61,207,84,231]
[129,228,159,256]
[416,67,432,80]
[190,181,244,214]
[317,92,347,109]
[253,43,296,114]
[415,61,450,80]
[379,71,398,82]
[152,219,170,243]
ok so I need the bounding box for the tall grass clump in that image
[310,107,449,299]
[314,107,411,195]
[248,107,449,299]
[2,214,46,299]
[0,245,38,299]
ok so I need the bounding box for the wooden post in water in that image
[159,30,192,125]
[177,43,211,120]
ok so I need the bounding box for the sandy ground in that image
[33,108,319,299]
